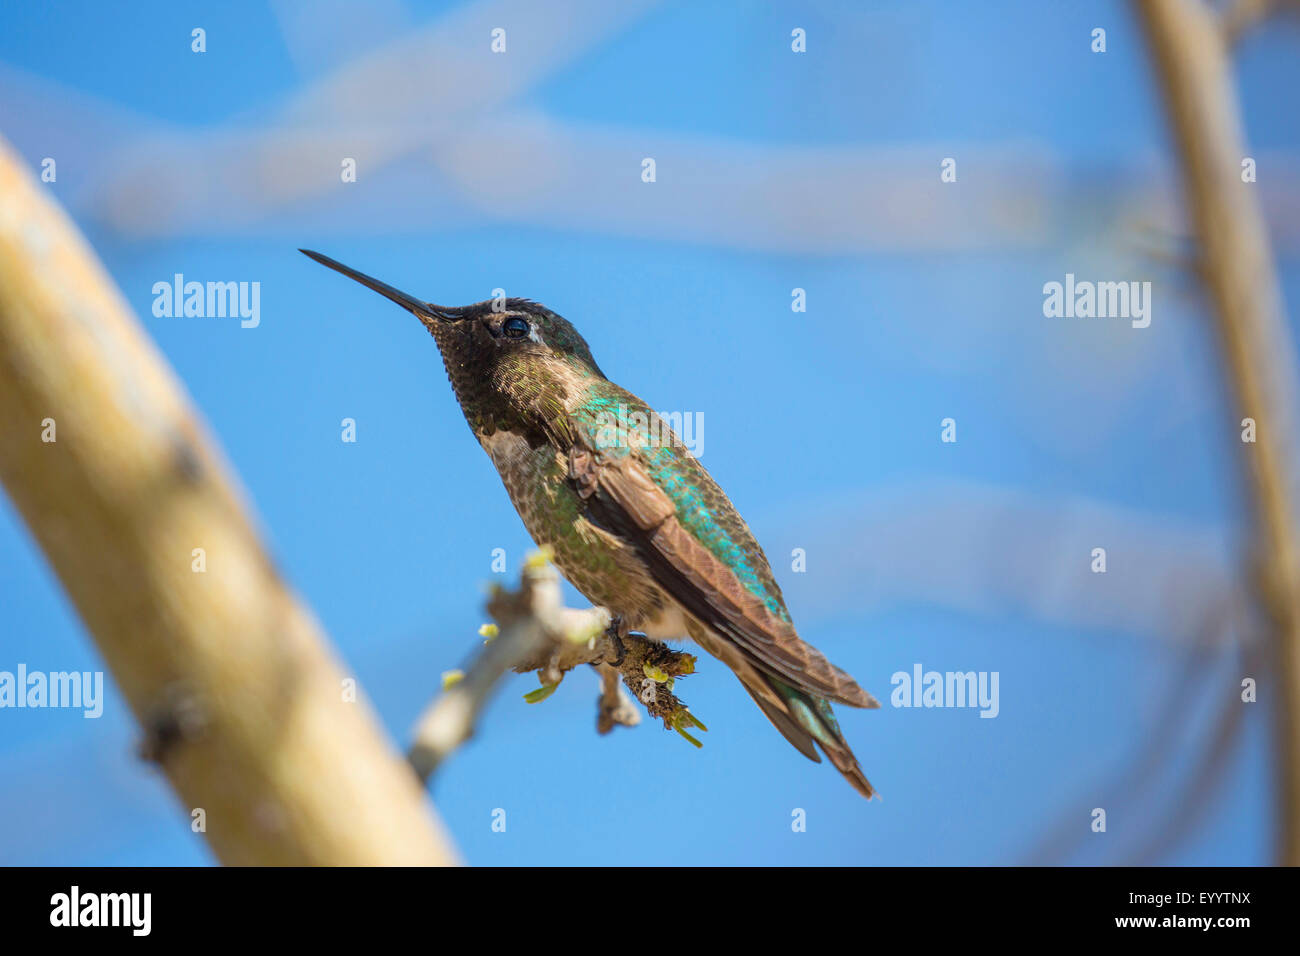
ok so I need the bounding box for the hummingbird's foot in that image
[603,615,628,666]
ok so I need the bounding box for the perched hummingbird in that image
[302,249,880,797]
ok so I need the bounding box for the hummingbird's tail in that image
[739,674,877,799]
[683,620,877,798]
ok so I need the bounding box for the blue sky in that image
[1,0,1296,864]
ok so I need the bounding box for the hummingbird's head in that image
[301,250,605,434]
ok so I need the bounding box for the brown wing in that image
[567,442,876,709]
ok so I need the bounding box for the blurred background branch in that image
[0,137,458,865]
[1138,0,1300,864]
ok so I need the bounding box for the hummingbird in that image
[301,249,880,798]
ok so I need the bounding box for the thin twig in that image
[408,560,609,781]
[408,555,701,783]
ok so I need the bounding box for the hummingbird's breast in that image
[476,428,689,637]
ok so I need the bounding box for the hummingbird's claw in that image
[604,615,628,666]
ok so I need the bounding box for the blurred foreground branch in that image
[408,552,703,782]
[1138,0,1300,864]
[0,137,458,865]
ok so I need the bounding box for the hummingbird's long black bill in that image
[299,249,460,325]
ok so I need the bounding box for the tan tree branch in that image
[1137,0,1300,864]
[0,136,458,865]
[408,555,702,782]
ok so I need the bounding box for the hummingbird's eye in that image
[502,316,530,339]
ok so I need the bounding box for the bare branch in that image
[594,662,642,735]
[0,136,458,865]
[408,555,702,783]
[407,559,608,780]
